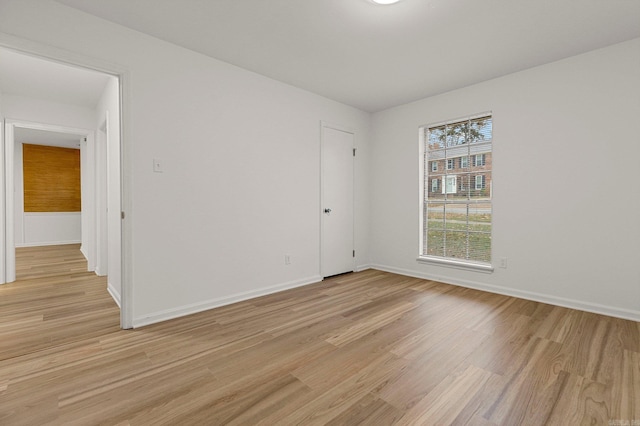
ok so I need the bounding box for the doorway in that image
[320,122,355,278]
[0,45,128,327]
[12,127,87,281]
[5,122,97,281]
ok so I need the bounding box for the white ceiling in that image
[53,0,640,112]
[0,48,111,109]
[14,127,82,149]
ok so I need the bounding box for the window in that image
[23,144,81,213]
[431,161,438,172]
[420,113,493,269]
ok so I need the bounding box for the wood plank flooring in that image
[3,244,119,362]
[15,244,89,280]
[1,253,639,425]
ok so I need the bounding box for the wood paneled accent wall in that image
[23,144,81,212]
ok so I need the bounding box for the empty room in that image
[0,0,638,424]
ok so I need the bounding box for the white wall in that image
[370,38,640,321]
[95,77,121,304]
[0,90,4,283]
[1,93,95,129]
[22,213,81,246]
[0,0,372,326]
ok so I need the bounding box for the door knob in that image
[324,208,332,213]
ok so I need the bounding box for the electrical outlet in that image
[499,257,507,269]
[284,255,291,265]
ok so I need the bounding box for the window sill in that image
[416,256,494,273]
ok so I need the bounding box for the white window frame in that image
[431,161,438,172]
[446,158,454,170]
[460,156,469,168]
[475,154,485,167]
[431,178,439,192]
[419,112,493,272]
[475,175,485,190]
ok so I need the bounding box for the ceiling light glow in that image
[371,0,402,4]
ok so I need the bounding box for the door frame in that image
[95,117,109,277]
[0,32,133,329]
[319,121,356,278]
[3,120,95,282]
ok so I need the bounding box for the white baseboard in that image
[80,245,96,272]
[132,275,323,328]
[355,264,372,272]
[107,282,122,308]
[16,240,82,248]
[371,263,640,323]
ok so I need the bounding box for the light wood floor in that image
[15,244,89,280]
[3,244,119,362]
[1,253,638,425]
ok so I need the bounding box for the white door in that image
[321,124,354,278]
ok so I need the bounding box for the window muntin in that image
[421,114,492,267]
